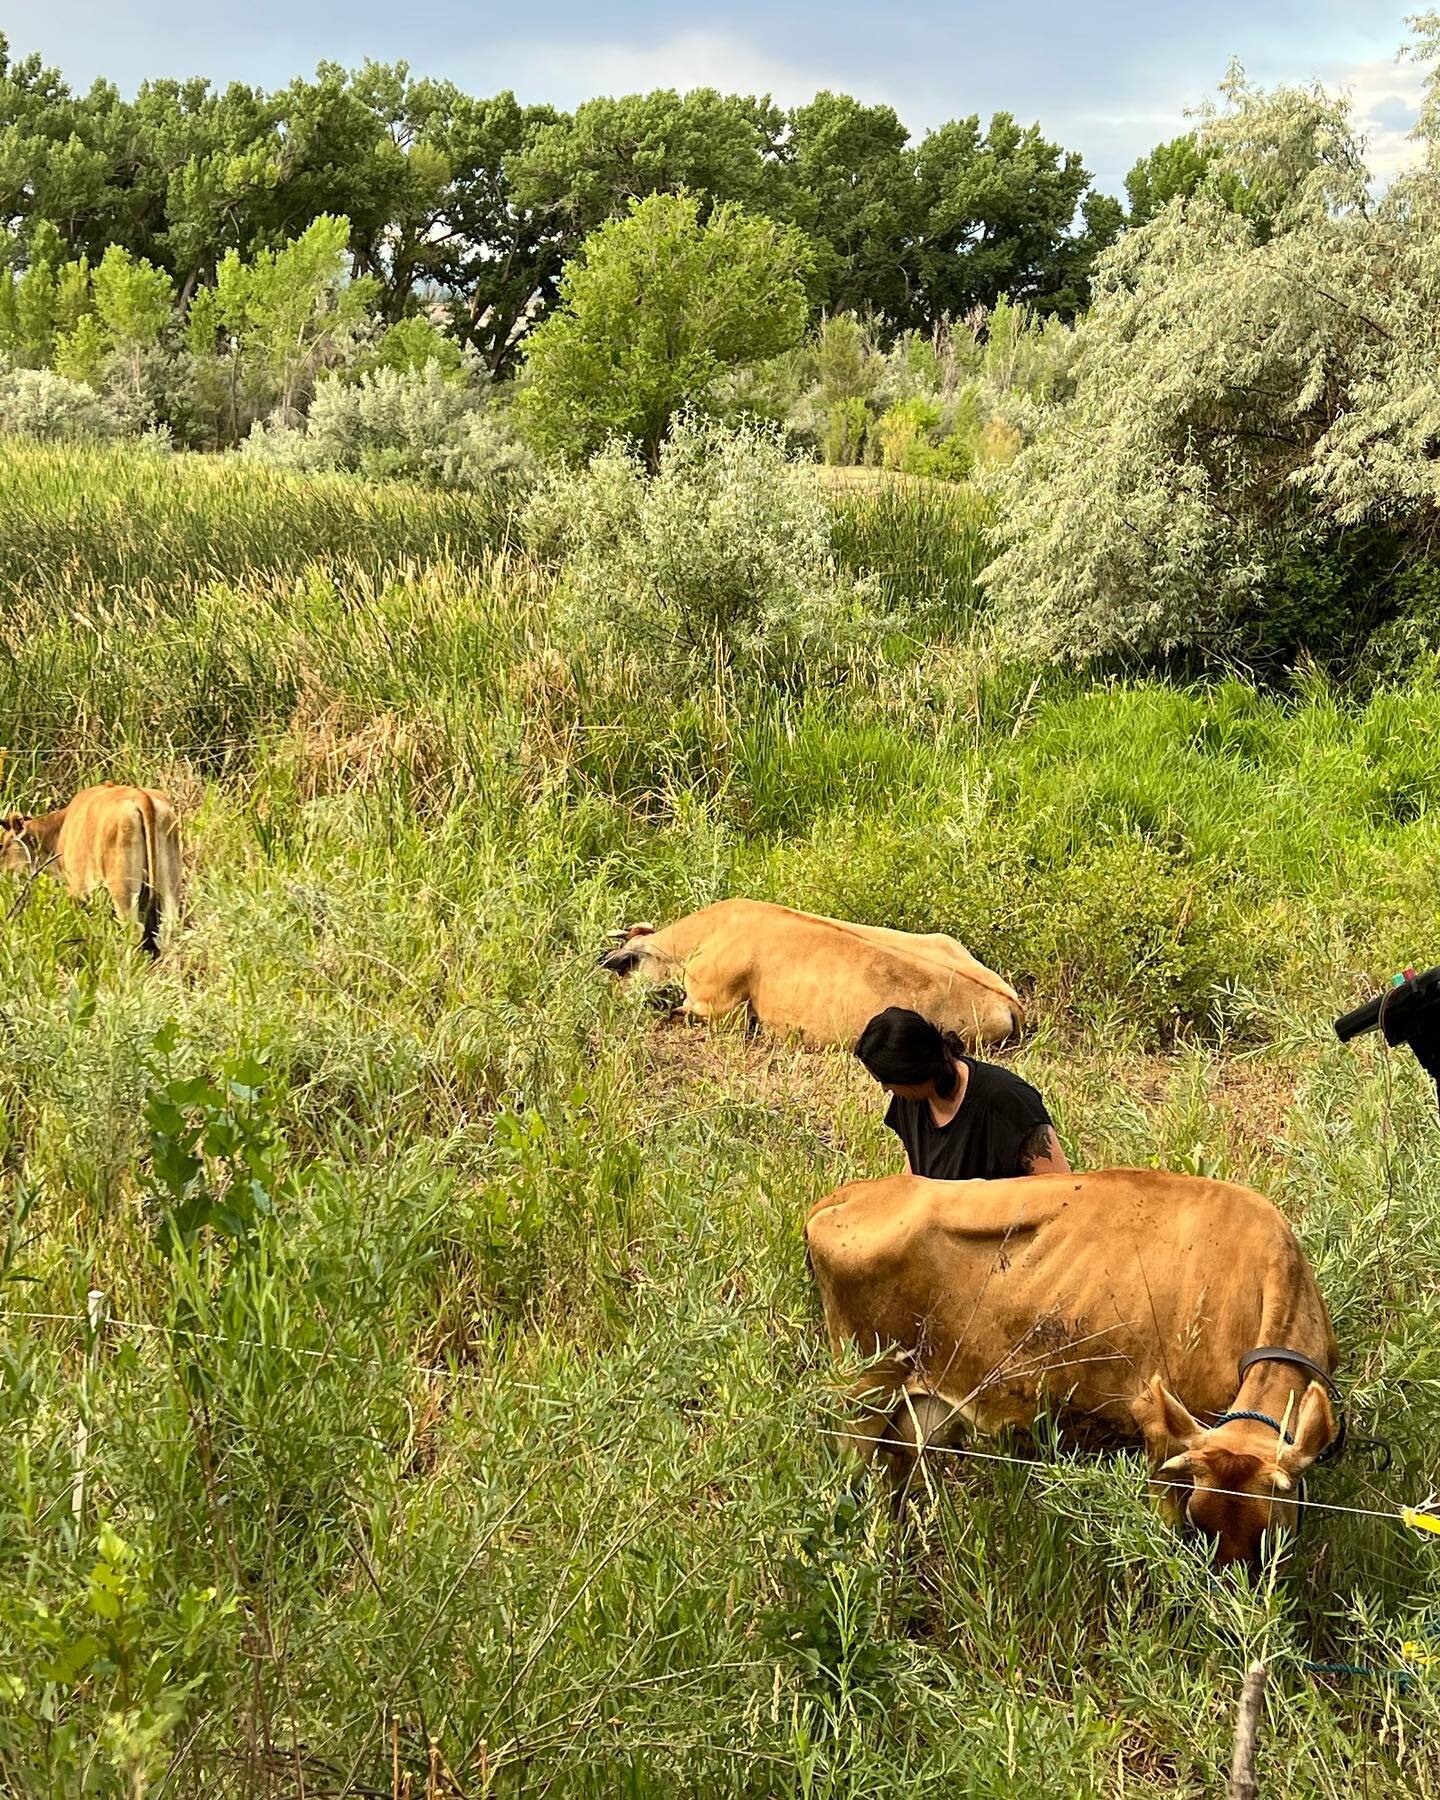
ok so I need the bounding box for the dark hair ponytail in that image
[853,1007,963,1097]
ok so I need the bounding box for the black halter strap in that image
[1236,1345,1347,1465]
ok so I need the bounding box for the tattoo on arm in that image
[1018,1123,1067,1175]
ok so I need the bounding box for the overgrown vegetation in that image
[7,18,1440,1796]
[2,437,1440,1794]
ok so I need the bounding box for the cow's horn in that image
[1158,1453,1193,1476]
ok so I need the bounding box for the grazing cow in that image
[1,784,183,957]
[600,899,1023,1049]
[806,1169,1339,1566]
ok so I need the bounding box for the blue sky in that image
[10,1,1429,195]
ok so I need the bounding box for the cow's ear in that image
[624,922,657,942]
[1131,1374,1202,1464]
[1277,1382,1336,1479]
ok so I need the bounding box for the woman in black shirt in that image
[854,1006,1069,1180]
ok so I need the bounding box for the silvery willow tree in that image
[985,15,1440,672]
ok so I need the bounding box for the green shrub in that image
[822,396,868,465]
[0,365,120,442]
[874,396,943,473]
[750,811,1260,1040]
[523,414,883,686]
[361,316,466,381]
[920,428,974,481]
[243,363,535,493]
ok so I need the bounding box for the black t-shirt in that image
[884,1060,1052,1181]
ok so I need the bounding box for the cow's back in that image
[57,786,140,896]
[661,899,1020,1046]
[806,1170,1334,1433]
[755,929,1019,1046]
[57,785,176,910]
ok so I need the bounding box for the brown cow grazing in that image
[600,899,1023,1049]
[1,784,183,958]
[806,1169,1339,1567]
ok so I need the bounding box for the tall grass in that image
[2,439,1440,1795]
[829,474,993,633]
[0,438,507,605]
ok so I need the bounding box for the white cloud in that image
[492,27,882,112]
[1324,52,1428,181]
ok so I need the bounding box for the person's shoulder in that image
[967,1059,1048,1122]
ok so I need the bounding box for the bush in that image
[755,811,1256,1040]
[244,363,534,493]
[0,365,120,442]
[361,316,466,381]
[822,397,868,465]
[874,396,943,473]
[523,414,883,686]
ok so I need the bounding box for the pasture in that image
[2,439,1440,1795]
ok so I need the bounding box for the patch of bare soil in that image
[1206,1056,1297,1169]
[633,1017,871,1126]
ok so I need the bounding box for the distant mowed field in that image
[2,439,1440,1796]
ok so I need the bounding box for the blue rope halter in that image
[1212,1408,1295,1442]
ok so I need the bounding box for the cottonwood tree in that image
[518,191,811,467]
[785,93,915,318]
[90,245,173,415]
[214,214,377,428]
[511,88,786,239]
[0,32,1123,353]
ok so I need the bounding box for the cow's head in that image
[0,814,33,873]
[1132,1375,1336,1568]
[598,922,658,977]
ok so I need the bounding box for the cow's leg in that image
[678,953,750,1029]
[873,1386,964,1515]
[818,1355,904,1482]
[827,1354,967,1513]
[104,819,146,937]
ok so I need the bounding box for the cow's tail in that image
[137,793,182,959]
[154,796,183,953]
[137,796,162,958]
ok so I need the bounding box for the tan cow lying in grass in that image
[806,1169,1339,1566]
[1,784,182,957]
[601,899,1023,1049]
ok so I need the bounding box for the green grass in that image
[2,439,1440,1795]
[829,474,994,634]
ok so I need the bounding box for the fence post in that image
[71,1288,106,1533]
[1227,1660,1267,1799]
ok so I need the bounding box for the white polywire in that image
[2,1306,1428,1532]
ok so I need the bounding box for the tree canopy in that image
[0,34,1122,371]
[985,44,1440,671]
